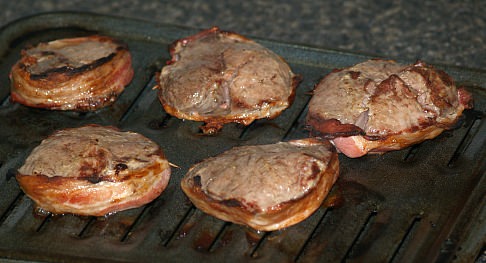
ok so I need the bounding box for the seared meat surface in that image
[181,138,339,231]
[156,27,301,134]
[16,125,170,216]
[10,35,134,111]
[306,59,473,158]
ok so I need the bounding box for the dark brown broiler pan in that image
[0,12,484,263]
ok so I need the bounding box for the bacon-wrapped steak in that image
[156,27,301,134]
[181,138,339,231]
[10,35,134,111]
[16,125,170,216]
[306,59,473,158]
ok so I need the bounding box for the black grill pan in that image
[0,12,484,263]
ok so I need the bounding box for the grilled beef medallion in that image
[306,59,473,158]
[181,138,339,231]
[156,27,301,134]
[10,35,134,111]
[16,125,171,216]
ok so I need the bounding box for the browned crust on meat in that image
[180,140,339,231]
[10,35,134,111]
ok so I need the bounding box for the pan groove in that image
[341,210,378,262]
[388,216,422,263]
[1,95,9,107]
[448,111,483,167]
[282,104,308,142]
[162,205,196,247]
[76,216,96,238]
[5,168,16,181]
[120,202,152,242]
[238,121,255,139]
[294,207,332,262]
[207,221,231,252]
[35,213,52,233]
[0,191,24,225]
[119,77,159,124]
[403,144,421,162]
[249,231,270,258]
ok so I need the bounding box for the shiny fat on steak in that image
[10,35,134,111]
[306,59,473,158]
[156,27,301,134]
[181,138,339,231]
[16,125,171,216]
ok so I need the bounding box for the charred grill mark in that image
[39,51,56,56]
[219,198,243,208]
[78,147,109,183]
[79,163,102,178]
[232,97,252,109]
[373,74,402,97]
[84,175,103,184]
[309,161,321,181]
[29,52,116,80]
[79,160,106,178]
[115,163,128,176]
[349,71,361,79]
[193,175,202,188]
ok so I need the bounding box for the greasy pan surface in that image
[0,12,485,263]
